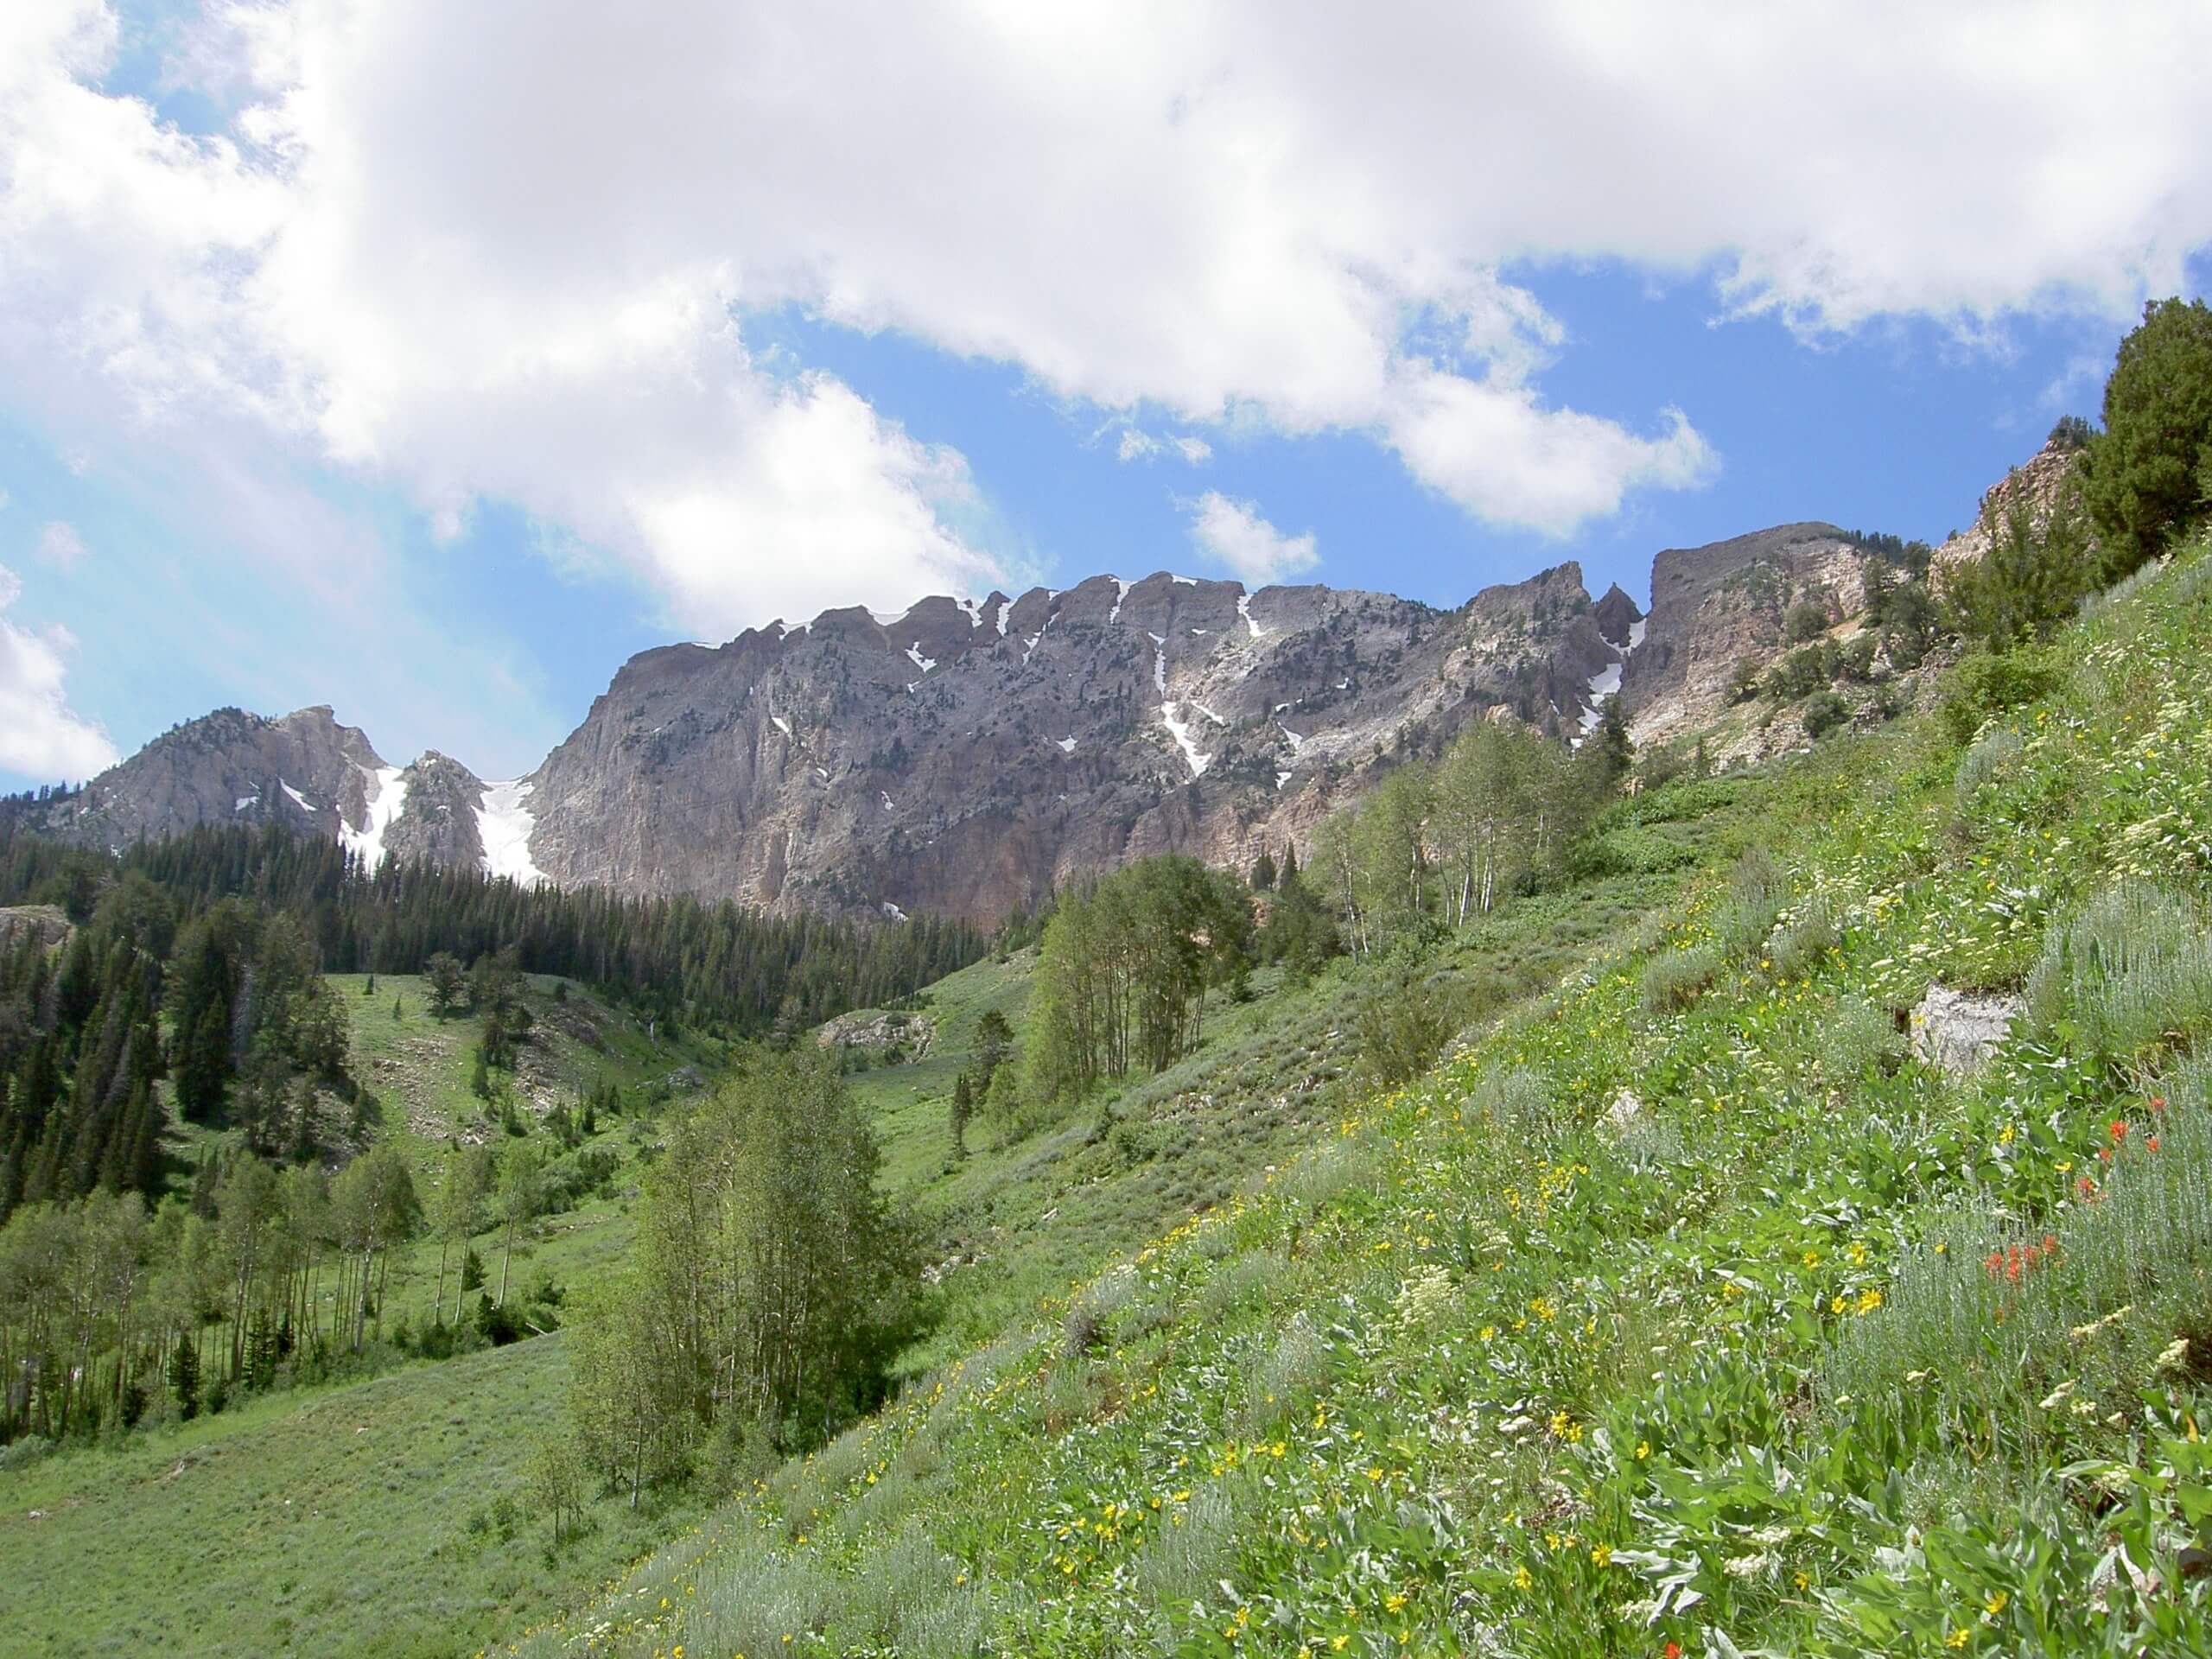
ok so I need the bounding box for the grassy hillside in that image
[500,540,2212,1656]
[0,975,720,1657]
[0,1332,700,1658]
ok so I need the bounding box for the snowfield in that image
[476,779,550,887]
[337,765,409,871]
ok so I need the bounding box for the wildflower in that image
[1634,1440,1650,1460]
[1795,1571,1811,1591]
[2149,1095,2167,1115]
[1664,1645,1683,1659]
[1513,1566,1532,1592]
[2111,1119,2129,1142]
[1984,1591,2009,1618]
[1948,1630,1971,1649]
[1855,1287,1884,1314]
[2155,1337,2190,1374]
[2146,1135,2161,1153]
[1592,1544,1612,1567]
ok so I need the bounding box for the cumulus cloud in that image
[1187,492,1319,585]
[3,0,2209,633]
[35,521,86,567]
[0,562,118,777]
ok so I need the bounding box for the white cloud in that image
[1187,492,1319,584]
[0,561,118,778]
[35,520,86,567]
[3,0,2210,632]
[1117,427,1213,466]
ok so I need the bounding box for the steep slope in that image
[502,533,2212,1659]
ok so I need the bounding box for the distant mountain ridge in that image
[25,461,2017,922]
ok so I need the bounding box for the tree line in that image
[0,819,987,1039]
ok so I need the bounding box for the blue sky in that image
[3,2,2208,786]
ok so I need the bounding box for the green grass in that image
[0,1332,701,1658]
[499,537,2212,1656]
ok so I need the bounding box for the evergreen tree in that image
[1250,849,1277,891]
[949,1071,972,1157]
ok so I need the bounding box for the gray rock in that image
[1599,1090,1643,1134]
[1910,985,2023,1076]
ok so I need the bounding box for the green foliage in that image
[1946,481,2099,650]
[1640,942,1720,1013]
[2082,296,2212,575]
[1938,645,2063,744]
[1352,960,1465,1086]
[1784,600,1831,643]
[2025,881,2212,1071]
[569,1051,916,1489]
[1802,690,1849,740]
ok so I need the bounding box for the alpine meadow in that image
[4,7,2212,1656]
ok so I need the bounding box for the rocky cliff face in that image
[524,564,1623,924]
[1620,523,1872,752]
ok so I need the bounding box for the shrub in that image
[1133,1480,1243,1609]
[1062,1264,1138,1357]
[2081,296,2212,577]
[1802,690,1849,740]
[1235,1313,1332,1439]
[1946,484,2098,651]
[1713,846,1787,959]
[1811,995,1900,1086]
[1352,965,1465,1088]
[1767,894,1838,979]
[1952,726,2023,810]
[1937,646,2063,745]
[1641,944,1720,1014]
[2025,881,2212,1068]
[1784,600,1831,643]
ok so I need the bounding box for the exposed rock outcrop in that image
[1621,524,1872,753]
[1909,984,2022,1076]
[1929,437,2086,592]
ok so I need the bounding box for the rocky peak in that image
[1930,437,2085,591]
[1591,583,1644,650]
[1621,523,1871,751]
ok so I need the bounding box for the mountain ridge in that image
[21,479,1989,922]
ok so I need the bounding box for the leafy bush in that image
[1352,965,1465,1087]
[1937,646,2064,744]
[1802,690,1849,740]
[1784,600,1831,643]
[2081,296,2212,576]
[1810,995,1900,1086]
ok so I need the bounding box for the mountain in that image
[29,473,2012,924]
[29,704,543,884]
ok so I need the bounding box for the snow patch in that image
[1057,736,1077,753]
[337,766,409,873]
[906,643,937,672]
[771,714,792,736]
[476,780,549,887]
[1022,632,1044,665]
[1628,618,1648,651]
[1587,659,1624,701]
[1190,627,1209,636]
[906,681,920,695]
[1238,592,1267,638]
[1108,578,1129,624]
[815,766,830,779]
[1192,702,1227,727]
[235,793,258,812]
[1170,573,1196,585]
[956,597,986,629]
[1160,703,1211,778]
[281,781,314,813]
[1278,724,1306,751]
[880,900,907,922]
[995,598,1010,637]
[1275,771,1293,790]
[880,791,895,811]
